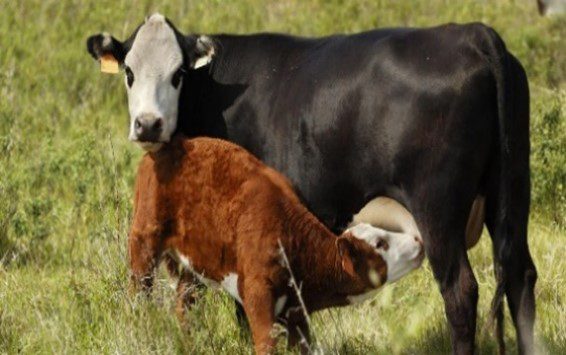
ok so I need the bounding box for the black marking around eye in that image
[171,67,185,88]
[124,66,134,87]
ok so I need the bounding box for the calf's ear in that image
[186,35,216,69]
[336,238,357,277]
[86,33,127,63]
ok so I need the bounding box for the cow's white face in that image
[123,14,183,152]
[347,223,424,282]
[87,14,215,151]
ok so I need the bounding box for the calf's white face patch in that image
[124,14,183,151]
[347,223,424,283]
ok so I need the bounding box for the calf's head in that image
[338,223,424,291]
[86,13,215,151]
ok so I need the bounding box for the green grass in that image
[0,0,564,353]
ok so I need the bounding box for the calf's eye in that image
[376,239,388,250]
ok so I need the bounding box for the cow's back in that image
[184,24,506,229]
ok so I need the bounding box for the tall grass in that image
[0,0,564,353]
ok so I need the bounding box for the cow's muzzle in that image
[132,114,163,143]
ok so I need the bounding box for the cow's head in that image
[86,13,215,151]
[340,223,424,287]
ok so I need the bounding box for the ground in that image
[0,0,564,354]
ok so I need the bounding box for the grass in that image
[0,0,564,353]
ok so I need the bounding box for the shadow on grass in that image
[331,323,512,354]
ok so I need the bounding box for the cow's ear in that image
[86,33,127,63]
[186,35,216,69]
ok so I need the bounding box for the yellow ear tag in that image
[100,54,119,74]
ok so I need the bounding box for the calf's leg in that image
[285,310,310,354]
[242,284,277,355]
[128,232,161,294]
[175,270,200,322]
[235,301,250,332]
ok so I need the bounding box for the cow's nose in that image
[134,115,163,142]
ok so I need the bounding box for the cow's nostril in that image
[134,119,142,130]
[153,119,163,130]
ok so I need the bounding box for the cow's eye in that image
[171,67,185,89]
[124,66,134,87]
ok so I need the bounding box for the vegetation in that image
[1,0,564,353]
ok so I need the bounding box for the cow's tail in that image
[481,25,513,351]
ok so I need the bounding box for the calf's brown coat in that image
[129,135,391,354]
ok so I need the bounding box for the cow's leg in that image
[410,176,480,354]
[424,228,478,355]
[128,232,161,294]
[242,283,276,355]
[498,238,536,355]
[483,53,537,354]
[485,165,537,354]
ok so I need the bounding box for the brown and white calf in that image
[129,135,424,354]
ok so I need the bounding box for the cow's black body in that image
[87,21,537,354]
[183,25,500,230]
[181,23,537,354]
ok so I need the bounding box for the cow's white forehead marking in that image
[125,15,182,71]
[146,13,166,23]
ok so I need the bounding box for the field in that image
[0,0,564,353]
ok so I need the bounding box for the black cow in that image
[87,14,537,354]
